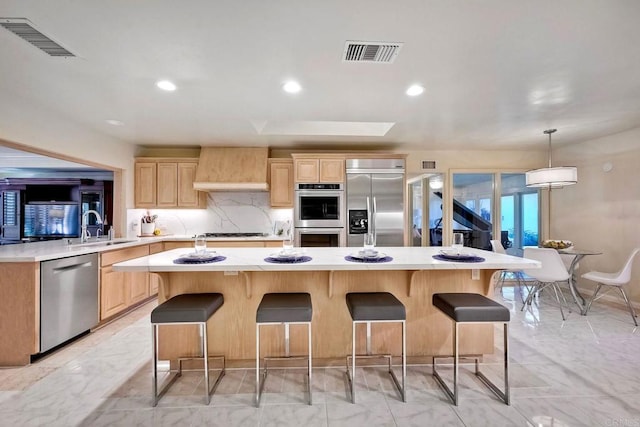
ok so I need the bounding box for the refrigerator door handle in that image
[372,196,377,240]
[366,196,371,231]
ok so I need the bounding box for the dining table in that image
[557,248,602,315]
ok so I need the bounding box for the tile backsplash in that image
[127,192,292,237]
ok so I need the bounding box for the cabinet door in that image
[294,159,319,182]
[135,162,157,208]
[269,160,294,207]
[100,266,128,320]
[148,243,164,295]
[319,159,345,183]
[177,162,204,207]
[128,271,149,305]
[157,163,178,207]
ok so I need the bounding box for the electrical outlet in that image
[131,221,139,232]
[472,269,480,280]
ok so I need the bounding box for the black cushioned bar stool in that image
[150,293,225,406]
[345,292,406,403]
[432,293,510,406]
[255,293,313,407]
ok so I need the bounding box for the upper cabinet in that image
[292,155,345,183]
[268,159,294,207]
[135,159,206,209]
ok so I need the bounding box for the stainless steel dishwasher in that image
[40,253,99,353]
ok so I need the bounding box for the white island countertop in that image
[113,247,540,272]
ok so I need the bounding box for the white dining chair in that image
[490,239,529,302]
[522,247,572,320]
[581,248,640,326]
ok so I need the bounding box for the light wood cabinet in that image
[319,159,344,182]
[100,245,150,321]
[293,158,344,183]
[156,163,178,207]
[134,162,157,207]
[148,242,164,295]
[163,240,279,251]
[177,163,203,207]
[134,158,206,209]
[128,271,150,305]
[269,159,294,207]
[100,266,129,319]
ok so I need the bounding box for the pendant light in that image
[525,129,577,188]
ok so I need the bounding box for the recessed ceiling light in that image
[406,84,424,97]
[283,81,302,94]
[156,80,177,91]
[106,119,124,126]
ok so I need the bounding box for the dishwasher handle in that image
[52,261,93,273]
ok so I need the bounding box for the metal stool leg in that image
[434,321,510,406]
[453,322,459,405]
[202,322,210,405]
[255,323,261,407]
[152,324,158,407]
[308,322,313,405]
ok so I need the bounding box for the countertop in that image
[113,247,540,272]
[0,235,285,262]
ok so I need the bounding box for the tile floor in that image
[1,287,639,426]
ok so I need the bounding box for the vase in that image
[141,222,155,236]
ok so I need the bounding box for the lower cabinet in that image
[163,240,284,250]
[148,242,164,295]
[100,245,150,321]
[100,266,129,319]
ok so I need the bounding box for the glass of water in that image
[363,232,376,254]
[282,233,294,254]
[452,232,464,254]
[194,234,207,254]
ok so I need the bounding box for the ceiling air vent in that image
[343,41,403,63]
[422,160,436,170]
[0,18,75,57]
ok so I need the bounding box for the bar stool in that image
[432,293,510,406]
[345,292,406,403]
[255,293,313,407]
[150,293,226,406]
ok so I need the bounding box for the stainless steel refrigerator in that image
[346,159,405,247]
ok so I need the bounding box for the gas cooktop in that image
[198,232,269,238]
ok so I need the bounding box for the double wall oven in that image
[294,183,345,247]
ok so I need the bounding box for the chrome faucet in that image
[81,210,103,243]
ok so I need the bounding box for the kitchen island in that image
[114,246,539,365]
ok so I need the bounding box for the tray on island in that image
[433,250,485,263]
[173,251,226,264]
[264,252,311,264]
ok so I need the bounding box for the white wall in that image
[405,149,546,178]
[0,96,137,204]
[553,127,640,303]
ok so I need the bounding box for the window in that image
[452,173,494,250]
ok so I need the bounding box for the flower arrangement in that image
[141,211,158,223]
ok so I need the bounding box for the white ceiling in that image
[1,0,640,153]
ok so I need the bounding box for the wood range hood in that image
[193,147,269,191]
